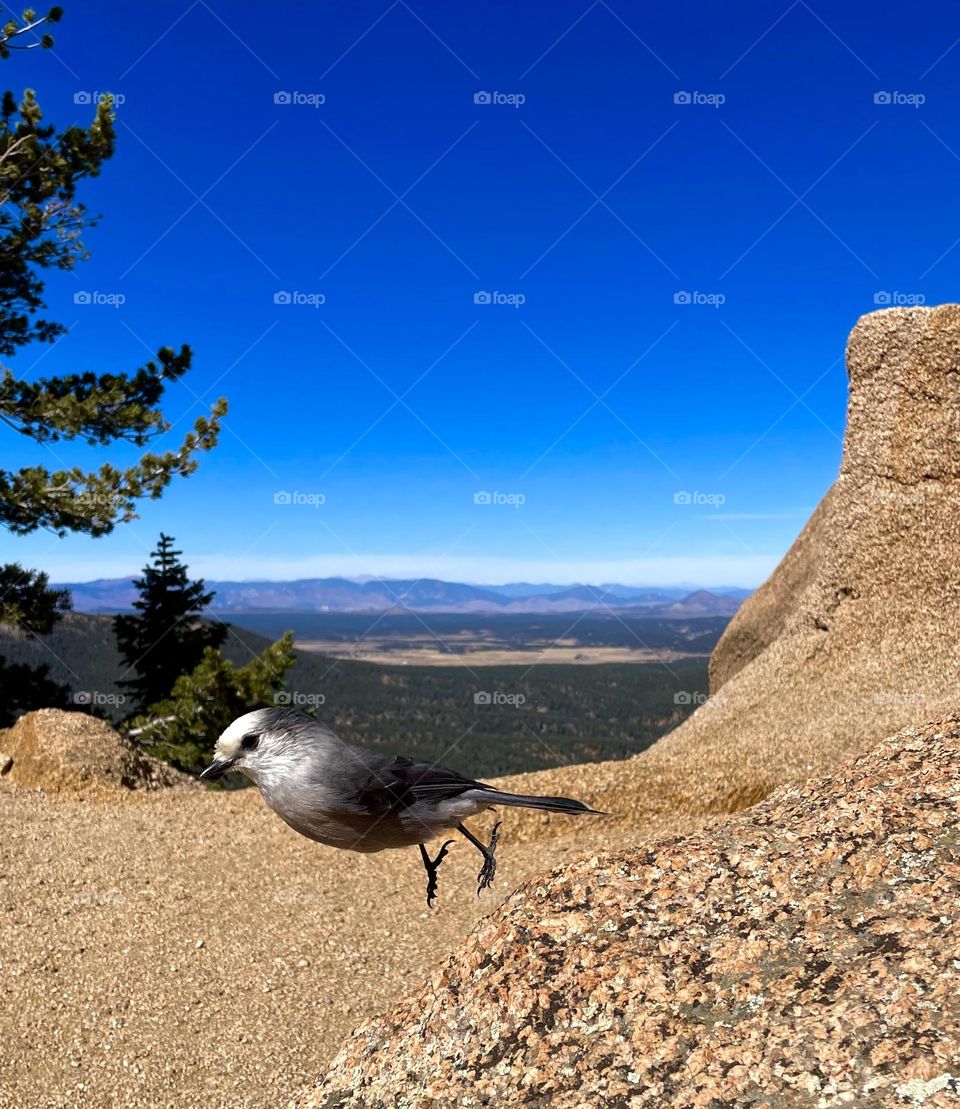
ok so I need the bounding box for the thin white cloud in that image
[700,512,809,521]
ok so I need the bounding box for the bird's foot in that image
[422,839,453,908]
[476,820,502,895]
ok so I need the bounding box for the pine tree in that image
[0,6,226,537]
[114,534,228,711]
[0,7,227,724]
[126,634,297,776]
[0,561,71,724]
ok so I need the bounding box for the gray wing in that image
[349,750,492,816]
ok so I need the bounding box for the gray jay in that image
[201,707,603,905]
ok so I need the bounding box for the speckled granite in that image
[304,718,960,1108]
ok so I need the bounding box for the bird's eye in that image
[240,733,260,751]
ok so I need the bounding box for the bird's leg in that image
[418,840,453,908]
[456,820,503,895]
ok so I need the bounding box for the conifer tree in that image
[0,7,226,724]
[126,633,297,776]
[0,562,71,724]
[0,8,226,538]
[114,534,228,711]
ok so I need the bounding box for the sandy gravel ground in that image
[0,781,684,1109]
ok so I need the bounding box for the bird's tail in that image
[478,789,606,816]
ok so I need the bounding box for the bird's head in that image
[200,707,314,785]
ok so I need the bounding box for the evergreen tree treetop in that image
[114,533,228,712]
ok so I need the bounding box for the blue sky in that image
[2,0,957,586]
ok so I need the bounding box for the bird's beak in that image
[200,757,237,781]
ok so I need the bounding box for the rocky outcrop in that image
[305,717,960,1107]
[486,305,960,840]
[710,302,960,695]
[0,708,194,793]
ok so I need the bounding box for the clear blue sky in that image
[2,0,957,586]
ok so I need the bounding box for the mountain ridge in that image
[55,576,750,616]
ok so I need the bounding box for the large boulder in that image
[306,716,960,1107]
[0,708,194,794]
[487,304,960,840]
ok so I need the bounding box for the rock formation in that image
[489,304,960,840]
[302,303,960,1105]
[0,708,194,793]
[306,716,960,1107]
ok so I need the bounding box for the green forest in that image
[0,612,711,777]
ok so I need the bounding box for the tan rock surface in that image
[307,717,960,1108]
[0,708,193,794]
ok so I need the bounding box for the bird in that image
[200,707,604,906]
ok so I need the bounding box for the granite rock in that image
[306,717,960,1108]
[0,708,195,794]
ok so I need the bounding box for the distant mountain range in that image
[57,577,751,617]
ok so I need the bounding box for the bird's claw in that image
[475,820,502,895]
[423,839,454,908]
